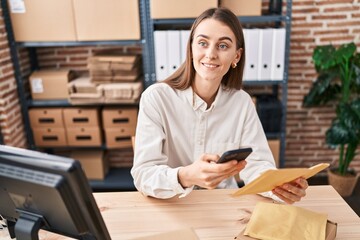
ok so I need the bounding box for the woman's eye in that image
[218,44,228,49]
[198,41,207,47]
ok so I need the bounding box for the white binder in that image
[167,30,181,76]
[271,28,286,80]
[258,28,274,80]
[242,28,249,81]
[244,28,260,80]
[154,31,168,81]
[180,30,190,64]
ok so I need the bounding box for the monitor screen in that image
[0,145,111,240]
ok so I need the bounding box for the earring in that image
[232,62,237,68]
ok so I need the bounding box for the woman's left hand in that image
[272,177,309,204]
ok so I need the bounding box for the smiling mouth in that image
[202,63,219,68]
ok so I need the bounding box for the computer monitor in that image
[0,145,111,240]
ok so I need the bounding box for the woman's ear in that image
[234,48,243,64]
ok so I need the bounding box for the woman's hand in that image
[178,153,246,189]
[272,177,309,204]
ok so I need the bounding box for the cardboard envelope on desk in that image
[232,163,329,197]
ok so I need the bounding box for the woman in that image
[131,8,308,204]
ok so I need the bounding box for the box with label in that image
[151,0,218,19]
[33,128,67,147]
[220,0,262,16]
[29,70,74,100]
[29,108,64,128]
[63,108,100,128]
[102,108,138,129]
[66,127,102,147]
[104,128,135,149]
[70,150,108,180]
[8,0,77,42]
[73,0,140,41]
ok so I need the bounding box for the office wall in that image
[0,1,359,171]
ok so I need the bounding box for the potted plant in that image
[303,42,360,197]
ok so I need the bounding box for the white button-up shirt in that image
[131,82,276,199]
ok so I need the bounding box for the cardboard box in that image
[33,128,67,147]
[220,0,262,16]
[70,150,108,180]
[63,108,100,128]
[102,108,138,128]
[102,82,143,103]
[268,139,280,167]
[29,70,74,100]
[104,128,135,149]
[73,0,141,41]
[29,108,64,128]
[68,76,104,104]
[66,127,102,147]
[150,0,218,19]
[8,0,77,42]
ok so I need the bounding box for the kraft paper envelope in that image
[232,163,329,197]
[243,202,328,240]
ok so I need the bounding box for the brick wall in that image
[0,1,359,171]
[0,8,26,147]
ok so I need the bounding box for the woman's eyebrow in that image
[196,34,233,42]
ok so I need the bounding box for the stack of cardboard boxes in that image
[63,108,102,147]
[88,53,141,83]
[68,76,103,104]
[102,108,138,149]
[87,51,143,104]
[29,108,67,147]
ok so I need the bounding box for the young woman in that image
[131,8,308,204]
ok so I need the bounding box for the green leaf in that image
[313,45,337,71]
[334,42,356,65]
[303,73,340,106]
[326,120,356,145]
[352,55,360,92]
[327,102,360,146]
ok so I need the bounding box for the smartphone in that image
[217,147,253,164]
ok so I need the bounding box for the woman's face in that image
[191,18,241,85]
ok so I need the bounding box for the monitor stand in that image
[9,212,44,240]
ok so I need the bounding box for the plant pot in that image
[327,168,359,197]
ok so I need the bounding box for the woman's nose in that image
[205,46,217,59]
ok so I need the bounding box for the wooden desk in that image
[1,185,360,239]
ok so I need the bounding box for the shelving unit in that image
[1,0,152,191]
[2,0,151,150]
[2,0,292,190]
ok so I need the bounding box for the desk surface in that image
[1,185,360,239]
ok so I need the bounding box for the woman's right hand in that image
[178,153,246,189]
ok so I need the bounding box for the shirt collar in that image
[185,85,224,112]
